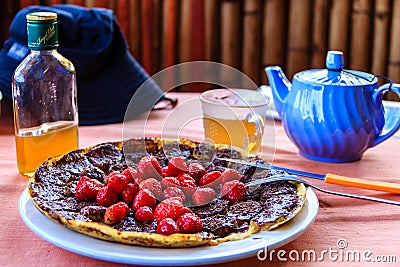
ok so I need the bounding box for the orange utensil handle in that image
[325,173,400,194]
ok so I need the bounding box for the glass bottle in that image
[12,12,79,177]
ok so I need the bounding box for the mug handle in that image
[244,113,265,152]
[370,83,400,147]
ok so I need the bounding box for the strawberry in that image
[176,213,202,233]
[153,197,192,223]
[191,187,217,206]
[156,218,180,235]
[220,168,244,183]
[176,173,195,184]
[104,171,120,184]
[139,178,163,199]
[160,166,169,178]
[166,157,188,176]
[220,180,247,202]
[176,173,197,198]
[163,186,186,202]
[161,176,180,189]
[106,172,128,193]
[134,206,154,222]
[132,189,157,211]
[96,185,119,207]
[122,167,137,184]
[104,202,130,225]
[198,171,222,188]
[121,183,140,203]
[75,176,103,201]
[137,155,162,180]
[188,162,206,182]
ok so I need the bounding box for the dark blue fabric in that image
[0,5,164,125]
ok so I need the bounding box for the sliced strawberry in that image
[75,176,104,201]
[96,185,119,207]
[121,183,140,203]
[191,187,217,206]
[134,206,154,222]
[156,218,180,235]
[163,186,186,202]
[167,157,188,176]
[153,197,192,223]
[220,180,247,202]
[176,213,202,233]
[132,189,157,211]
[220,168,244,183]
[161,176,181,189]
[137,155,162,180]
[122,167,137,184]
[198,171,222,188]
[188,162,206,182]
[104,202,129,225]
[139,178,163,199]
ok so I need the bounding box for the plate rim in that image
[19,187,319,266]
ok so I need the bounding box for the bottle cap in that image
[26,12,57,21]
[26,12,59,50]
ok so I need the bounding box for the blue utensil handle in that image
[371,83,400,147]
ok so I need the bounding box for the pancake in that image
[28,138,306,247]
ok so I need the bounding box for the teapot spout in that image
[265,66,291,116]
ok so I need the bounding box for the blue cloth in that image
[0,5,164,125]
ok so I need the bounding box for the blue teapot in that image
[265,51,400,163]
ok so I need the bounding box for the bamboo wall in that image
[1,0,399,99]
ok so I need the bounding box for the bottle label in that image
[27,19,59,50]
[37,24,55,45]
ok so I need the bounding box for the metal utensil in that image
[217,158,400,194]
[245,174,400,206]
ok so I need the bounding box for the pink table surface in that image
[1,93,399,267]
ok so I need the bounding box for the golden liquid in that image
[203,117,261,154]
[15,122,78,177]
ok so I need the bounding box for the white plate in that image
[19,188,318,266]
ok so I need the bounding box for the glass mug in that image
[200,89,269,154]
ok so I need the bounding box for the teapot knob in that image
[326,51,344,71]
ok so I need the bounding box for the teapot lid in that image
[294,51,377,87]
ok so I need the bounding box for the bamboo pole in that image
[20,0,39,7]
[128,0,141,61]
[140,0,154,74]
[191,0,205,61]
[388,0,400,85]
[178,0,191,63]
[85,0,96,7]
[152,0,161,73]
[328,0,351,65]
[161,0,177,68]
[242,0,262,85]
[220,0,241,87]
[349,0,372,71]
[371,0,390,77]
[204,0,220,62]
[220,0,241,69]
[262,0,286,85]
[286,0,311,78]
[115,0,129,43]
[310,0,329,68]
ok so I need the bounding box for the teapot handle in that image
[370,83,400,147]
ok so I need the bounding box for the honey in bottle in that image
[12,12,79,176]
